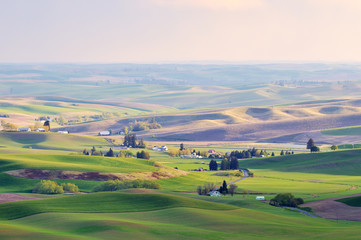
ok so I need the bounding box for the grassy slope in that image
[0,192,360,239]
[0,192,236,220]
[0,132,110,153]
[322,125,361,136]
[232,150,361,198]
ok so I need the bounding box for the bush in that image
[93,179,161,192]
[61,183,79,193]
[269,193,304,207]
[33,180,64,194]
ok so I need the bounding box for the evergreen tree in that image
[209,160,218,171]
[91,146,96,155]
[180,143,184,151]
[271,152,275,156]
[280,150,284,156]
[105,148,114,157]
[307,138,315,149]
[220,180,228,195]
[220,159,230,170]
[230,157,239,170]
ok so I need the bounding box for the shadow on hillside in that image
[3,132,47,145]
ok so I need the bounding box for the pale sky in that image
[1,0,361,63]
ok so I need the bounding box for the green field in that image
[322,126,361,136]
[2,131,361,238]
[337,196,361,207]
[0,132,110,154]
[0,192,361,239]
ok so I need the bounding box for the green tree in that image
[219,180,228,195]
[331,145,338,150]
[271,152,275,156]
[91,146,96,155]
[280,150,284,156]
[229,184,237,196]
[310,146,320,152]
[209,159,218,171]
[180,143,185,151]
[220,159,230,170]
[269,193,303,207]
[230,157,239,170]
[33,180,64,194]
[105,148,114,157]
[307,138,315,149]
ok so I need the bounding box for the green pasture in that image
[337,196,361,207]
[0,154,156,173]
[0,132,110,153]
[0,192,361,239]
[322,125,361,136]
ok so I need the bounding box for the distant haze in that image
[1,0,361,63]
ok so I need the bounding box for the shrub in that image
[269,193,304,207]
[61,183,79,193]
[33,180,64,194]
[93,179,161,192]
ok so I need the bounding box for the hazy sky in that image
[1,0,361,63]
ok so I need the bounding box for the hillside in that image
[0,192,361,239]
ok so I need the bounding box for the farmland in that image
[1,64,361,239]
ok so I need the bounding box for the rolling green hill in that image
[0,192,361,239]
[0,132,110,153]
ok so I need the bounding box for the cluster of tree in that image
[129,119,162,132]
[197,183,216,195]
[228,148,268,159]
[54,112,122,126]
[331,145,338,150]
[32,180,79,194]
[123,133,146,148]
[269,193,304,207]
[0,114,10,118]
[0,120,18,131]
[93,179,161,192]
[220,158,239,170]
[210,158,240,171]
[279,150,294,156]
[168,148,208,158]
[136,150,150,160]
[307,138,320,152]
[219,180,228,194]
[118,150,134,158]
[82,147,137,159]
[53,115,67,126]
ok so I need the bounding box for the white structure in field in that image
[58,131,69,134]
[256,196,265,200]
[98,131,110,136]
[18,127,31,132]
[36,128,46,132]
[209,191,221,197]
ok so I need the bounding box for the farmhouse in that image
[209,190,221,197]
[98,131,110,136]
[208,149,216,154]
[256,196,265,200]
[18,127,31,132]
